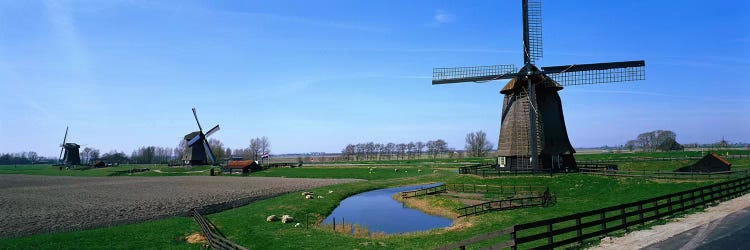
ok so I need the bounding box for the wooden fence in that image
[437,175,750,249]
[401,184,448,198]
[577,154,750,164]
[445,184,547,196]
[401,184,551,217]
[458,192,551,217]
[192,209,248,250]
[580,168,750,179]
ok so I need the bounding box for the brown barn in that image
[675,152,731,173]
[224,160,261,175]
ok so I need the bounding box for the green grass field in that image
[1,151,747,249]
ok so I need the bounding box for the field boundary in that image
[437,175,750,249]
[577,154,750,164]
[192,209,247,250]
[401,184,447,198]
[579,168,750,179]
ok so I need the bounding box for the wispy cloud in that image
[217,10,387,33]
[44,0,93,80]
[433,9,455,24]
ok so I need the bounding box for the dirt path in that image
[0,175,361,238]
[590,192,750,249]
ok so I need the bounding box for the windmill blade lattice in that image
[432,64,517,84]
[59,126,68,161]
[542,60,645,86]
[525,0,543,63]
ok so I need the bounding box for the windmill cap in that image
[184,131,201,140]
[500,75,563,94]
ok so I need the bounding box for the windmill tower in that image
[182,108,220,165]
[432,0,645,172]
[58,126,81,165]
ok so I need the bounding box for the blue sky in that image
[1,0,748,157]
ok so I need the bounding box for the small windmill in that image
[432,0,645,172]
[58,126,81,165]
[182,108,220,165]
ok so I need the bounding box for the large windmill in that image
[58,126,81,165]
[432,0,645,172]
[182,108,220,165]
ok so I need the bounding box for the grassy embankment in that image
[2,151,747,249]
[1,170,718,249]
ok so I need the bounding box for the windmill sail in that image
[542,61,645,86]
[432,65,517,84]
[59,126,68,161]
[524,0,543,63]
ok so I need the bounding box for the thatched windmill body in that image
[58,126,81,165]
[182,108,220,165]
[432,0,646,172]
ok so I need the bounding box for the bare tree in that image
[81,147,93,164]
[176,139,188,160]
[385,143,396,160]
[27,151,40,164]
[415,141,425,159]
[90,149,100,162]
[407,142,416,159]
[465,130,494,157]
[248,136,271,161]
[208,138,225,161]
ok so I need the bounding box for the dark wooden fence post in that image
[576,217,583,245]
[667,196,672,213]
[510,226,518,250]
[638,203,644,226]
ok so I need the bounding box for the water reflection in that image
[322,183,452,234]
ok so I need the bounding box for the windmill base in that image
[497,155,577,173]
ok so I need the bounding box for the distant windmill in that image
[182,108,220,165]
[58,126,81,165]
[432,0,645,172]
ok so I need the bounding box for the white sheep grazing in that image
[294,223,301,227]
[394,168,399,172]
[302,191,313,196]
[281,215,294,223]
[418,169,423,173]
[266,215,278,222]
[317,195,324,199]
[305,194,314,199]
[328,190,334,194]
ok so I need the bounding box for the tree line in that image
[624,130,683,152]
[340,139,452,161]
[0,136,272,165]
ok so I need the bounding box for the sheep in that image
[418,169,423,173]
[294,223,301,227]
[394,168,399,172]
[281,215,294,223]
[302,191,313,196]
[266,215,278,222]
[305,194,314,199]
[328,190,334,194]
[317,195,324,199]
